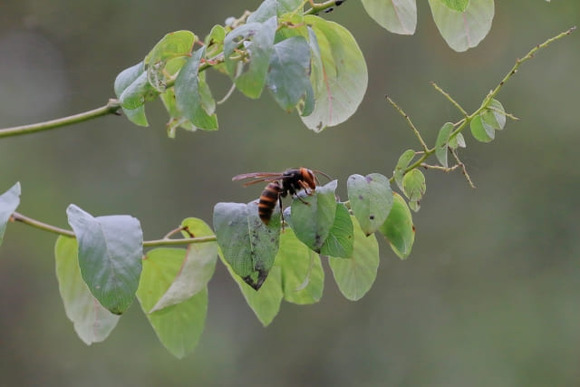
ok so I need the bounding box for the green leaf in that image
[394,149,416,191]
[221,253,283,326]
[469,99,507,143]
[320,203,354,258]
[378,193,415,259]
[66,205,143,315]
[328,217,379,301]
[0,182,20,245]
[160,55,209,136]
[347,173,393,236]
[248,0,277,23]
[149,218,217,313]
[137,248,207,359]
[291,180,338,253]
[144,30,196,66]
[121,107,149,127]
[402,169,426,212]
[144,30,196,91]
[277,0,304,14]
[470,114,494,143]
[439,0,470,12]
[435,122,454,167]
[55,236,120,345]
[278,229,324,305]
[160,88,196,138]
[198,72,216,116]
[361,0,417,35]
[205,25,226,60]
[449,132,466,149]
[114,61,144,96]
[482,98,507,131]
[174,47,218,131]
[267,36,313,112]
[213,201,280,290]
[301,16,368,131]
[428,0,494,52]
[114,62,149,126]
[118,71,158,110]
[224,17,277,99]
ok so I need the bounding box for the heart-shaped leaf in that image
[137,248,208,359]
[378,193,415,259]
[149,218,217,313]
[329,217,379,301]
[278,228,324,304]
[361,0,417,35]
[213,201,280,290]
[66,205,143,314]
[291,180,338,253]
[55,236,120,345]
[347,173,393,235]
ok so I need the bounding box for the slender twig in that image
[163,226,187,239]
[430,82,469,118]
[0,99,122,139]
[476,26,576,118]
[487,105,520,121]
[420,163,461,172]
[450,148,475,188]
[11,212,76,237]
[305,0,345,15]
[10,211,216,247]
[142,235,216,247]
[217,83,237,105]
[389,28,576,186]
[446,27,575,142]
[386,96,430,152]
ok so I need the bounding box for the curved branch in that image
[12,212,76,237]
[11,211,216,247]
[0,99,122,139]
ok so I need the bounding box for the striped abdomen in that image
[258,181,282,224]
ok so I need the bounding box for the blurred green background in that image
[1,1,579,386]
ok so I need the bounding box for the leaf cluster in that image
[0,0,573,359]
[0,85,517,355]
[114,0,368,135]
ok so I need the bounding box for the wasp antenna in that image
[313,169,333,181]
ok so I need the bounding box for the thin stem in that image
[403,151,433,175]
[451,148,475,188]
[11,212,76,237]
[163,226,187,239]
[420,163,461,172]
[488,105,519,121]
[448,119,468,144]
[10,211,216,246]
[217,82,237,105]
[0,99,121,139]
[431,82,469,118]
[305,0,345,15]
[143,235,216,247]
[386,96,430,152]
[478,26,576,116]
[443,27,575,143]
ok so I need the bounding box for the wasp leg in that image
[298,180,315,196]
[293,192,312,205]
[279,195,285,231]
[297,196,309,204]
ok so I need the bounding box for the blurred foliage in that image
[0,0,579,386]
